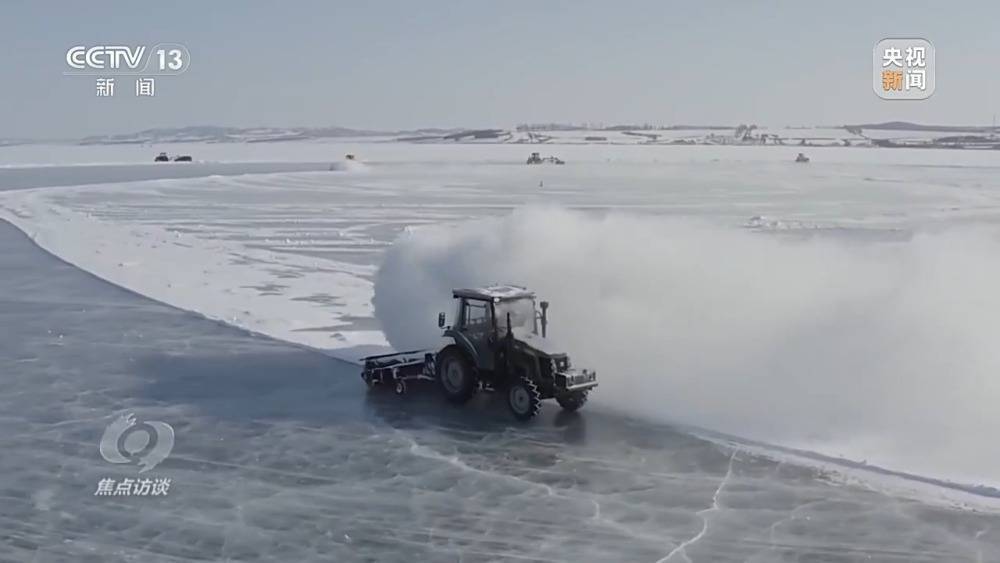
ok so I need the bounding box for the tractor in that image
[361,285,597,420]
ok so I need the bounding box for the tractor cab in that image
[440,285,548,368]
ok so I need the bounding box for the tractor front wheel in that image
[507,377,542,421]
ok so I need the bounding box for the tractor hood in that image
[511,328,566,357]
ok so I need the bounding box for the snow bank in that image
[373,206,1000,487]
[0,189,387,359]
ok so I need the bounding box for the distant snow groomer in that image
[526,152,565,165]
[361,285,597,421]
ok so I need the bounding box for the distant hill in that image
[78,125,399,145]
[517,123,734,132]
[844,121,997,133]
[15,121,999,146]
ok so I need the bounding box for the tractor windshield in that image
[495,298,537,334]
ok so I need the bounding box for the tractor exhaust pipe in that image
[539,301,549,338]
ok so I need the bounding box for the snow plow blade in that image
[361,350,435,394]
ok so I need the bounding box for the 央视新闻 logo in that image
[873,38,935,100]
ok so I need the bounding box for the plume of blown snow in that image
[328,159,370,172]
[373,206,1000,486]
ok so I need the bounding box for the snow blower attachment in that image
[361,285,597,421]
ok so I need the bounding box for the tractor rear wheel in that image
[556,390,589,412]
[436,348,477,404]
[507,377,542,421]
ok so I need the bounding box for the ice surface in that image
[2,220,998,562]
[3,142,1000,500]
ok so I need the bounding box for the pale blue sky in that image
[1,0,998,138]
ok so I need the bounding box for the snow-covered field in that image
[3,141,1000,497]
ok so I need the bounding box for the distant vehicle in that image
[795,153,810,163]
[526,152,565,165]
[173,155,193,162]
[330,154,362,170]
[361,285,597,421]
[154,152,170,162]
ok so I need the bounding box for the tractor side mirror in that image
[539,301,549,338]
[438,312,446,328]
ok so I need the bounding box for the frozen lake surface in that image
[0,162,334,191]
[2,142,1000,560]
[1,219,998,562]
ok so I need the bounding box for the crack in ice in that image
[404,434,556,496]
[658,450,737,563]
